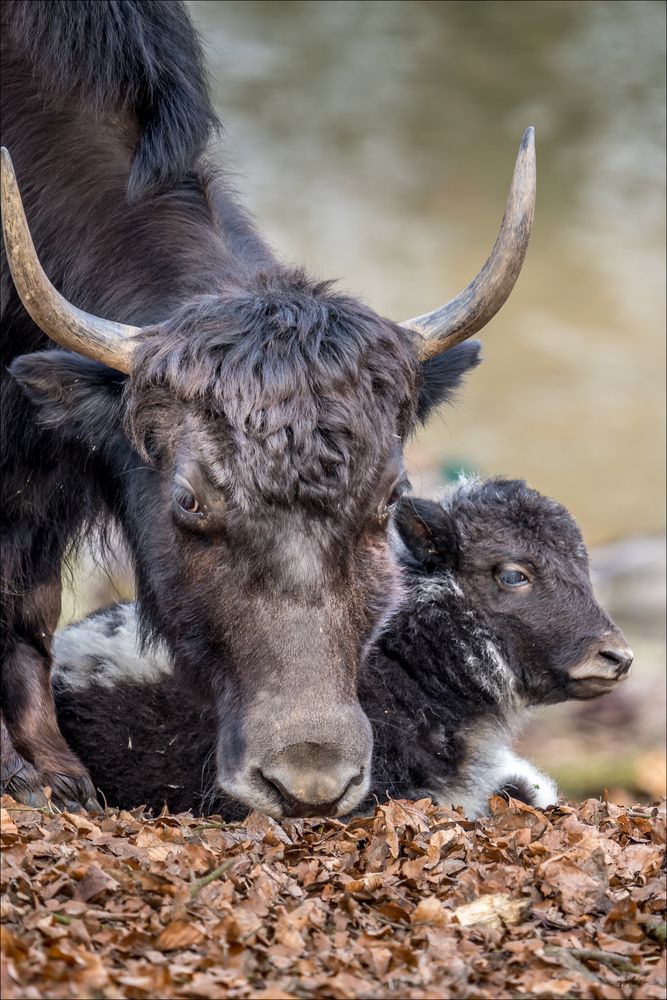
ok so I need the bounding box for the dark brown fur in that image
[1,1,480,811]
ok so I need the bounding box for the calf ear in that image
[418,340,482,423]
[394,497,458,570]
[9,351,128,450]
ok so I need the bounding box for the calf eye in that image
[173,483,202,517]
[495,564,531,589]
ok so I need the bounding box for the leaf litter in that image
[1,793,665,998]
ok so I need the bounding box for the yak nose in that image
[597,641,634,678]
[260,743,365,818]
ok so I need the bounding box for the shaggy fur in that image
[51,480,629,819]
[1,1,481,810]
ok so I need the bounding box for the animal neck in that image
[1,66,273,334]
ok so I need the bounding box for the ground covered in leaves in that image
[1,794,665,999]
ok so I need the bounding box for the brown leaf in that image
[73,863,118,902]
[412,896,447,925]
[538,850,609,916]
[63,812,103,838]
[0,810,18,843]
[343,873,383,893]
[156,920,205,951]
[426,827,460,866]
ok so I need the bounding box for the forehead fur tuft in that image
[440,475,587,559]
[124,271,420,509]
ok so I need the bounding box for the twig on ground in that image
[189,859,236,898]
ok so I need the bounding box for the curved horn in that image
[402,127,536,360]
[1,147,140,373]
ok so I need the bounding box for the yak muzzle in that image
[217,702,373,819]
[567,632,634,697]
[258,743,366,818]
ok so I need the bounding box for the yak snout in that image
[259,742,366,818]
[567,628,634,696]
[595,639,634,678]
[218,700,373,819]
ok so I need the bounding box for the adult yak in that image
[0,1,534,816]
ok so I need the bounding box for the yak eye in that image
[377,478,408,525]
[499,569,527,585]
[386,486,402,511]
[174,483,201,517]
[495,565,531,589]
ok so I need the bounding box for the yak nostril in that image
[260,772,361,817]
[599,646,634,676]
[260,774,348,816]
[259,748,365,817]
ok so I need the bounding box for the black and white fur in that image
[52,478,631,819]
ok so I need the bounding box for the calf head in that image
[395,478,633,704]
[2,130,534,817]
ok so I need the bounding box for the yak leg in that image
[0,714,47,807]
[3,639,99,811]
[1,581,99,812]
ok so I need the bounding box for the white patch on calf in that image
[462,639,518,706]
[413,572,464,606]
[438,472,483,511]
[429,721,557,818]
[52,603,172,690]
[484,639,518,700]
[491,748,559,811]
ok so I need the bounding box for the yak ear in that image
[394,497,458,570]
[417,340,482,423]
[10,351,128,449]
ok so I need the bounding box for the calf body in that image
[52,479,631,818]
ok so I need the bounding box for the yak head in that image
[395,478,633,707]
[2,131,534,818]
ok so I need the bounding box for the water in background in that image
[189,0,665,547]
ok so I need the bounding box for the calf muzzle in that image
[567,630,634,696]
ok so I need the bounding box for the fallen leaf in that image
[343,873,383,893]
[156,920,205,951]
[412,896,447,925]
[73,863,119,902]
[455,892,530,928]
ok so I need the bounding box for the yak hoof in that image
[1,750,101,813]
[1,752,48,808]
[42,769,102,814]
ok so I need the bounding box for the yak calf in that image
[52,478,632,818]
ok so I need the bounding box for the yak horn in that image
[402,127,536,360]
[1,147,140,373]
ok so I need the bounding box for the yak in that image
[51,478,632,819]
[1,0,534,816]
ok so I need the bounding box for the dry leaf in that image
[73,863,118,902]
[156,920,205,951]
[411,896,446,925]
[343,873,383,893]
[0,811,18,845]
[455,892,530,928]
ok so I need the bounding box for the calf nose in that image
[598,642,634,678]
[260,743,364,817]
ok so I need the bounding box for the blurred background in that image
[61,0,665,804]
